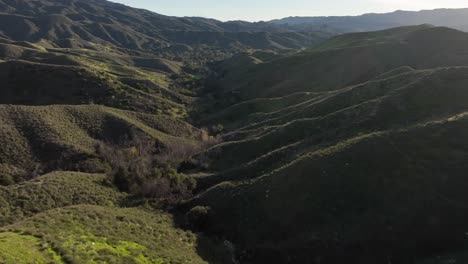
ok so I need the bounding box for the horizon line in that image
[106,2,468,23]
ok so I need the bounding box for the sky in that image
[109,0,468,22]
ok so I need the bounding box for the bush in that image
[186,206,212,230]
[211,124,224,135]
[0,173,14,186]
[0,164,37,185]
[96,133,197,203]
[74,158,111,173]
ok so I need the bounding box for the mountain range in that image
[0,0,330,53]
[2,0,468,263]
[271,8,468,33]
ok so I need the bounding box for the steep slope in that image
[190,114,468,263]
[0,1,332,263]
[0,104,200,181]
[199,67,468,185]
[208,26,468,104]
[4,1,468,263]
[0,36,194,115]
[184,26,468,263]
[0,59,189,115]
[0,0,329,53]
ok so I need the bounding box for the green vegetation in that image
[207,26,468,106]
[189,114,468,263]
[3,0,468,262]
[0,104,201,179]
[185,26,468,263]
[0,232,61,263]
[96,135,198,202]
[0,171,125,225]
[311,24,433,51]
[1,206,208,264]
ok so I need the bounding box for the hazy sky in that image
[109,0,468,22]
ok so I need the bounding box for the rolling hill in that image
[0,1,233,262]
[184,25,468,263]
[3,0,468,263]
[0,170,211,263]
[0,0,330,53]
[190,113,468,263]
[207,25,468,105]
[0,104,201,180]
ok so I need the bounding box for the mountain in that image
[205,25,468,107]
[271,8,468,33]
[0,0,330,54]
[187,25,468,263]
[2,0,468,263]
[0,0,245,262]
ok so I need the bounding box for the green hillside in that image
[0,0,331,53]
[189,113,468,263]
[202,67,468,172]
[312,24,433,50]
[185,25,468,263]
[0,171,222,263]
[208,26,468,104]
[0,39,192,116]
[0,104,201,182]
[1,205,209,264]
[0,171,124,225]
[0,1,234,263]
[3,0,468,263]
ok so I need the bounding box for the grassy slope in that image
[0,171,220,263]
[198,27,468,182]
[0,104,199,178]
[190,113,468,263]
[0,1,333,263]
[0,171,125,225]
[4,7,468,263]
[204,67,468,173]
[311,24,432,51]
[0,0,330,53]
[1,205,208,264]
[0,40,192,117]
[0,232,62,263]
[0,3,220,263]
[211,26,468,103]
[185,26,468,263]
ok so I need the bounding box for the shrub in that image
[186,206,212,230]
[74,158,111,173]
[0,173,14,186]
[156,140,202,168]
[96,133,197,203]
[211,124,224,135]
[0,164,37,185]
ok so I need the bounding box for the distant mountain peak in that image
[270,8,468,33]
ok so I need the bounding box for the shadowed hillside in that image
[189,113,468,263]
[207,26,468,104]
[183,25,468,263]
[3,0,468,263]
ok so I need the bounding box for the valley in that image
[1,0,468,263]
